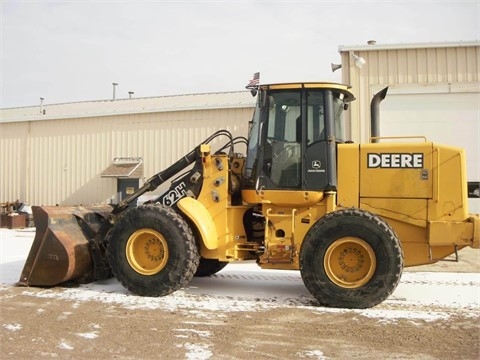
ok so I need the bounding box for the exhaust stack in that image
[370,87,388,143]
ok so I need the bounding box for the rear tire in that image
[194,258,228,277]
[300,208,403,309]
[107,204,200,297]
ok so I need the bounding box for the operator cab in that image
[243,83,355,194]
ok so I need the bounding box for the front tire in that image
[300,209,403,309]
[107,204,200,297]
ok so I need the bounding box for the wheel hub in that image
[324,237,376,288]
[338,247,365,272]
[144,237,165,262]
[126,229,169,275]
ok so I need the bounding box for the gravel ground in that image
[1,232,479,360]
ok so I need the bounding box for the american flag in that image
[247,72,260,87]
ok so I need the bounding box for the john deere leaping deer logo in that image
[308,160,325,173]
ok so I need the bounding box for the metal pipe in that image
[112,83,118,101]
[370,87,388,143]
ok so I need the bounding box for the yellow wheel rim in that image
[324,237,376,288]
[126,229,169,276]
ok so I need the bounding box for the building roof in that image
[1,90,256,123]
[101,157,143,178]
[339,40,480,53]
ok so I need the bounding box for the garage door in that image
[379,91,479,213]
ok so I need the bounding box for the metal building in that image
[1,92,255,206]
[338,41,479,212]
[1,41,478,209]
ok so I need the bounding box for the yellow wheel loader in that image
[18,82,480,309]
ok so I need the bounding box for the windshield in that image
[244,105,261,184]
[266,91,301,142]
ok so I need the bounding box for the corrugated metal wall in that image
[4,43,477,206]
[340,43,480,142]
[1,122,29,202]
[1,107,253,206]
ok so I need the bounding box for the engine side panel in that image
[359,142,433,199]
[337,141,476,266]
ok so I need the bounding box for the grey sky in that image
[1,0,478,108]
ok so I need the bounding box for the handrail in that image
[369,135,427,143]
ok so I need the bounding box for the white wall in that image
[378,88,479,213]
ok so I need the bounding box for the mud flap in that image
[17,205,113,287]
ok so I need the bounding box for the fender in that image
[176,197,218,250]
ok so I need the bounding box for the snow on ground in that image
[1,228,479,322]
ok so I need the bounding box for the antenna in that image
[112,83,118,100]
[40,97,45,115]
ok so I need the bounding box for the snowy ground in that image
[1,227,479,322]
[1,227,480,359]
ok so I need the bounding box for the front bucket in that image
[17,205,113,287]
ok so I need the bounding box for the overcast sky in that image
[1,0,478,108]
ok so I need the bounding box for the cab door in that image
[256,89,332,192]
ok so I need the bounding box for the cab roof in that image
[259,82,355,102]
